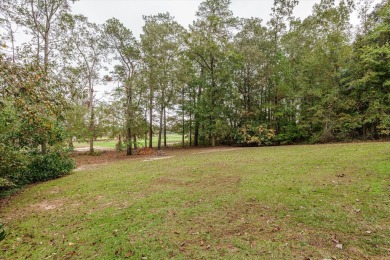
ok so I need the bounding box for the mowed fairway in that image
[73,134,186,150]
[1,143,389,259]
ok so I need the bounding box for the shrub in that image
[274,124,307,144]
[115,139,124,151]
[25,151,75,183]
[0,145,29,189]
[0,178,16,190]
[235,124,275,146]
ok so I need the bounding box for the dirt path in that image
[73,146,243,170]
[193,148,242,154]
[73,146,114,152]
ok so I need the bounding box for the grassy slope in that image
[73,134,186,149]
[1,143,389,259]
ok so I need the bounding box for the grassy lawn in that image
[1,143,389,259]
[73,134,186,149]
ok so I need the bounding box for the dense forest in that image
[0,0,389,188]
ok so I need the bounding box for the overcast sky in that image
[71,0,372,38]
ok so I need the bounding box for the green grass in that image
[73,134,186,149]
[1,143,390,259]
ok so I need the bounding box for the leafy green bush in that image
[274,124,307,144]
[115,138,124,151]
[235,124,275,146]
[25,151,75,183]
[0,147,75,190]
[0,145,29,189]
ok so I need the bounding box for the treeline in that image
[1,0,389,168]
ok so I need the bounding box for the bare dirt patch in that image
[2,199,68,221]
[72,146,242,168]
[143,156,174,162]
[73,146,114,152]
[193,147,243,154]
[32,200,64,211]
[72,150,131,167]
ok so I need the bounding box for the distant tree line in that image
[0,0,389,188]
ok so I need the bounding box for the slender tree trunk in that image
[268,82,272,125]
[133,135,137,149]
[210,58,216,147]
[118,133,122,149]
[194,105,199,147]
[189,108,192,146]
[41,142,47,154]
[145,109,148,147]
[126,127,132,155]
[158,105,164,150]
[44,33,49,71]
[9,25,16,63]
[88,77,94,154]
[194,68,203,147]
[274,94,279,135]
[89,108,94,153]
[182,87,185,148]
[163,107,167,147]
[40,33,50,154]
[149,84,153,148]
[126,84,132,156]
[36,34,40,65]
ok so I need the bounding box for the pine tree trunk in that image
[194,68,203,147]
[189,109,192,146]
[149,85,153,148]
[126,83,132,156]
[158,105,164,150]
[211,58,216,147]
[163,107,167,147]
[132,135,136,149]
[89,85,94,154]
[126,127,132,155]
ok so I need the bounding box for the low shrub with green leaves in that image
[0,145,28,189]
[115,140,124,151]
[235,124,275,146]
[0,147,75,191]
[25,151,75,183]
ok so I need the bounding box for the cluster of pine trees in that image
[1,0,389,160]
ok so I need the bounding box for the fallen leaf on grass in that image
[272,226,281,232]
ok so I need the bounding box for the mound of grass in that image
[1,143,389,259]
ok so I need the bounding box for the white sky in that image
[71,0,361,38]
